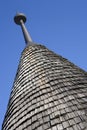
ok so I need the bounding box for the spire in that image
[14,13,32,45]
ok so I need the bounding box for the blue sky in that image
[0,0,87,128]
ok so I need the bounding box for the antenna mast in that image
[14,13,32,45]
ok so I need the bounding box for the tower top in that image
[14,13,26,25]
[14,13,32,44]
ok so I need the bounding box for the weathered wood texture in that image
[2,44,87,130]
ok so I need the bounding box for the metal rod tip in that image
[14,13,26,25]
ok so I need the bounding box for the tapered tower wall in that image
[2,44,87,130]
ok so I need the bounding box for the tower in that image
[2,13,87,130]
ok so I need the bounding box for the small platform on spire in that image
[14,13,26,25]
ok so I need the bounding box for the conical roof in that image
[2,44,87,130]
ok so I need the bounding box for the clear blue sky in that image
[0,0,87,128]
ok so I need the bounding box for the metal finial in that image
[14,13,26,25]
[14,13,32,44]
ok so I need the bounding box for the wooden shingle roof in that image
[2,44,87,130]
